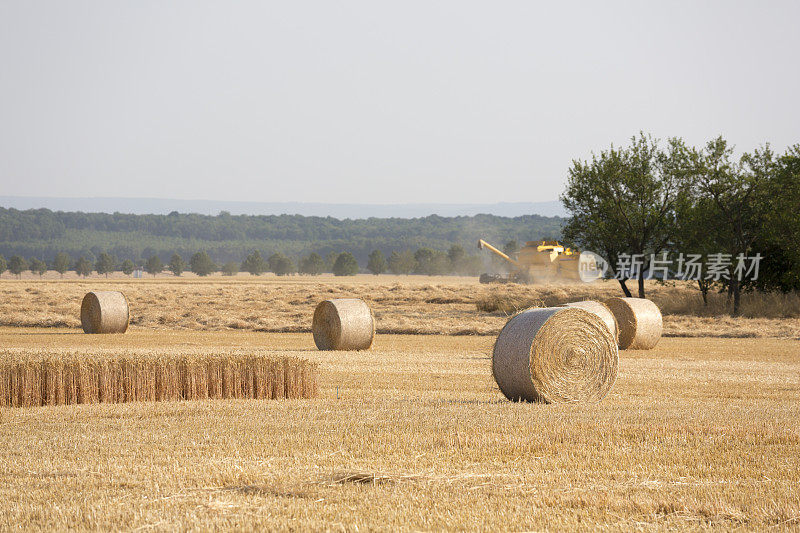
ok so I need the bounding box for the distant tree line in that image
[0,245,488,278]
[0,209,563,267]
[561,133,800,315]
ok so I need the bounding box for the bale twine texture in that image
[561,300,619,344]
[312,298,375,351]
[492,307,618,403]
[604,297,663,350]
[0,354,317,408]
[81,291,129,334]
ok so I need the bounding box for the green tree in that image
[120,259,135,276]
[8,255,28,278]
[325,251,339,272]
[0,255,6,277]
[222,261,239,276]
[333,252,359,276]
[689,138,776,315]
[267,252,294,276]
[190,251,216,276]
[414,248,449,275]
[29,258,47,277]
[73,257,93,277]
[52,252,71,278]
[168,253,186,276]
[299,252,325,275]
[561,133,691,298]
[366,250,386,275]
[95,252,115,278]
[241,250,266,275]
[388,250,416,275]
[145,255,163,277]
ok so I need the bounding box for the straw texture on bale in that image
[0,354,317,408]
[492,307,618,403]
[604,297,663,350]
[81,291,129,334]
[312,298,375,351]
[561,300,619,344]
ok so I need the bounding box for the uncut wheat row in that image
[0,354,317,407]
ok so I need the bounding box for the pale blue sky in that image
[1,1,798,204]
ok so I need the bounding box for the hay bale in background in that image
[312,298,374,351]
[492,307,618,403]
[604,297,663,350]
[81,291,129,334]
[561,300,619,344]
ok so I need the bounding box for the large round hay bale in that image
[604,297,662,350]
[80,291,129,334]
[312,298,374,351]
[492,307,618,403]
[561,300,619,344]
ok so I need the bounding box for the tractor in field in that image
[478,239,589,284]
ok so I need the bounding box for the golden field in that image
[0,277,799,530]
[1,328,799,530]
[1,274,799,339]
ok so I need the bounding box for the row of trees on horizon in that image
[0,243,508,278]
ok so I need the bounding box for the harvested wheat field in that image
[2,276,800,339]
[1,324,799,530]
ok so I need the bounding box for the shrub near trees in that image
[29,258,47,277]
[120,259,135,276]
[52,252,70,277]
[190,251,216,276]
[333,252,359,276]
[168,253,186,276]
[268,253,294,276]
[145,255,164,277]
[0,255,6,276]
[241,251,266,275]
[8,256,27,278]
[299,252,325,275]
[367,250,386,275]
[95,252,115,278]
[73,257,93,277]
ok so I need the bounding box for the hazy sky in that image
[1,1,798,205]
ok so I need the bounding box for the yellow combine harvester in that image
[478,239,584,283]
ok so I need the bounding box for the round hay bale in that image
[561,300,619,344]
[80,291,129,334]
[603,297,662,350]
[312,298,374,351]
[492,307,618,403]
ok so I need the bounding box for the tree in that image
[95,252,115,278]
[8,256,27,278]
[73,257,93,277]
[190,251,216,276]
[145,255,163,277]
[367,250,386,275]
[299,252,325,275]
[222,261,239,276]
[388,250,416,275]
[29,258,47,277]
[241,250,266,276]
[333,252,359,276]
[120,259,135,276]
[268,252,294,276]
[168,253,186,276]
[414,247,449,275]
[0,255,6,277]
[561,133,691,297]
[53,252,71,278]
[325,251,339,272]
[689,138,775,315]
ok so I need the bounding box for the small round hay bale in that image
[312,298,374,351]
[80,291,129,334]
[604,297,662,350]
[492,307,618,403]
[561,300,619,344]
